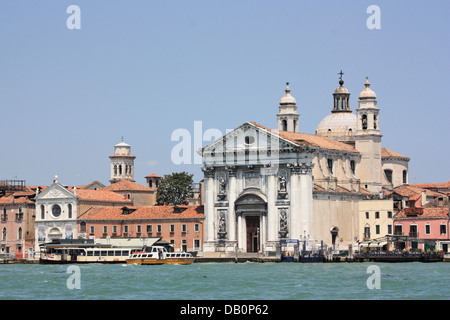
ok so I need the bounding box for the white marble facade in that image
[34,177,78,252]
[201,122,315,255]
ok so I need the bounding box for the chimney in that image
[421,190,426,207]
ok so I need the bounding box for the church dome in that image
[358,78,376,100]
[315,112,357,141]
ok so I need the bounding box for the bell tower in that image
[277,82,299,132]
[109,137,136,184]
[355,77,382,193]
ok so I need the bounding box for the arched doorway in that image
[330,226,339,249]
[48,227,62,241]
[235,190,267,253]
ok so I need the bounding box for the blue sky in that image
[0,0,449,187]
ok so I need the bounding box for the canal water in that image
[0,262,449,300]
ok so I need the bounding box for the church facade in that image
[200,75,409,257]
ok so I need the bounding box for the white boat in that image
[39,239,144,264]
[126,245,195,265]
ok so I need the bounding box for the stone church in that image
[200,74,409,257]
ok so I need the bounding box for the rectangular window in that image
[194,224,199,232]
[394,225,402,235]
[157,225,162,233]
[137,225,141,233]
[194,239,200,250]
[365,212,369,219]
[440,225,447,235]
[170,224,175,232]
[124,225,129,233]
[113,225,117,233]
[387,225,392,234]
[425,225,431,235]
[182,224,187,232]
[364,227,370,239]
[147,225,152,233]
[103,226,107,234]
[375,225,380,234]
[90,226,94,234]
[375,212,380,219]
[387,211,392,219]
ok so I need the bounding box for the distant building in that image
[109,138,136,184]
[78,205,204,254]
[393,196,449,251]
[200,76,413,257]
[0,191,35,258]
[34,175,132,253]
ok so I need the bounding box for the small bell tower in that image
[277,82,299,132]
[355,78,382,193]
[109,137,136,184]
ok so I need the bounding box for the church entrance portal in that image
[246,216,260,253]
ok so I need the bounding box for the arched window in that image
[374,115,378,130]
[80,221,87,233]
[327,129,332,136]
[384,169,393,183]
[2,227,6,240]
[119,165,122,175]
[2,207,6,221]
[281,120,287,131]
[68,204,72,219]
[350,160,356,175]
[40,205,45,220]
[403,170,407,184]
[18,227,22,240]
[114,165,117,176]
[362,115,368,130]
[348,128,353,136]
[327,158,333,174]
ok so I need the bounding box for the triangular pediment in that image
[36,182,77,200]
[201,122,300,156]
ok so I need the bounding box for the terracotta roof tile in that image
[145,174,161,178]
[67,187,132,203]
[396,207,448,219]
[381,147,409,159]
[248,122,359,153]
[101,179,152,192]
[79,205,204,221]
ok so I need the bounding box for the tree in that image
[156,172,194,205]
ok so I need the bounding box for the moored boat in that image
[125,245,195,265]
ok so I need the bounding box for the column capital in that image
[287,162,314,174]
[202,166,215,178]
[225,165,237,177]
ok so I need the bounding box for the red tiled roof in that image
[79,205,204,221]
[67,187,132,203]
[0,194,31,205]
[381,147,409,159]
[145,174,161,178]
[393,185,444,199]
[248,122,359,153]
[410,181,450,189]
[101,179,152,192]
[396,207,448,219]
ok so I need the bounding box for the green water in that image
[0,262,449,300]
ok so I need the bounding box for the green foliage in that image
[156,172,194,205]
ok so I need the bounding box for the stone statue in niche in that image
[217,177,227,200]
[279,209,288,238]
[278,175,288,199]
[218,210,227,239]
